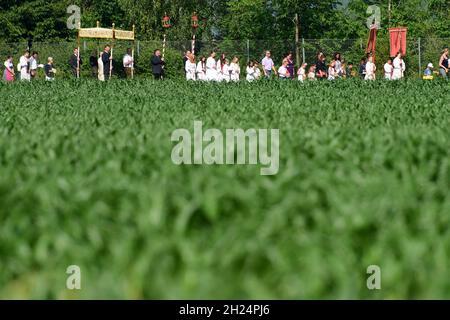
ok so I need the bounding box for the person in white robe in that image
[98,52,105,81]
[365,56,376,80]
[384,58,393,80]
[216,54,227,82]
[246,61,256,82]
[19,51,31,81]
[230,57,240,81]
[206,52,217,81]
[392,52,406,80]
[185,54,197,81]
[196,56,206,81]
[222,59,231,82]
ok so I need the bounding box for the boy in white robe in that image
[384,59,393,80]
[206,52,217,81]
[19,51,31,81]
[392,53,406,80]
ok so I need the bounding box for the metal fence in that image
[1,38,449,79]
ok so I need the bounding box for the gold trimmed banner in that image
[114,29,135,40]
[79,28,114,39]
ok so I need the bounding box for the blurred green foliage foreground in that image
[0,79,449,299]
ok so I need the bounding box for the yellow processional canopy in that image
[76,21,136,78]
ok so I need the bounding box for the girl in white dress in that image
[365,56,376,80]
[196,56,206,81]
[328,61,336,80]
[297,63,307,82]
[230,57,240,81]
[185,54,197,81]
[216,53,227,82]
[206,51,217,81]
[222,59,231,82]
[392,52,406,80]
[246,61,256,81]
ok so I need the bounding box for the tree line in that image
[0,0,449,43]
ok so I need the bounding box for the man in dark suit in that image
[102,45,112,80]
[68,48,82,78]
[151,49,165,80]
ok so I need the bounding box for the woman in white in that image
[297,62,307,82]
[185,54,197,81]
[392,52,406,80]
[365,56,376,80]
[230,57,240,81]
[98,52,105,81]
[206,51,217,81]
[278,59,290,79]
[196,56,206,81]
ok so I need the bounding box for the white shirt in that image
[278,65,289,78]
[29,57,38,70]
[19,56,29,69]
[123,54,133,68]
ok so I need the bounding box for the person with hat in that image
[423,63,434,80]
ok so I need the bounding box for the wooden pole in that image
[77,21,81,78]
[295,13,301,68]
[110,23,115,80]
[388,0,392,28]
[132,24,135,79]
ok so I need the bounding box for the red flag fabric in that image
[366,27,378,61]
[389,27,407,57]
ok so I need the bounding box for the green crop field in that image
[0,79,449,299]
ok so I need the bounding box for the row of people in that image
[4,47,448,82]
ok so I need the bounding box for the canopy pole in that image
[110,23,115,80]
[132,24,135,79]
[77,21,81,79]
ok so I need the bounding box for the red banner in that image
[366,27,378,61]
[389,27,407,57]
